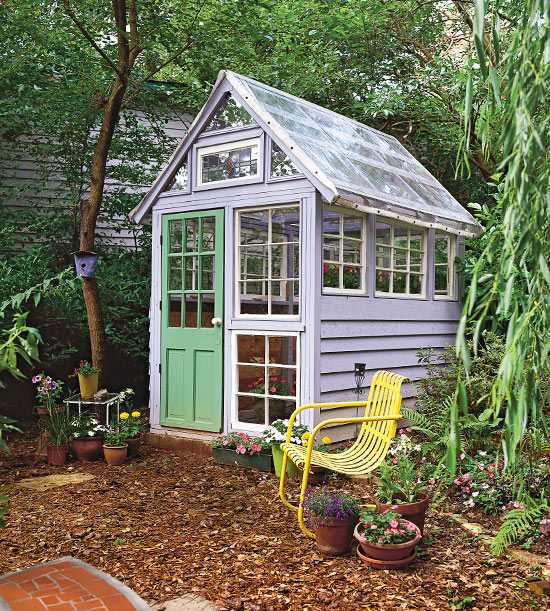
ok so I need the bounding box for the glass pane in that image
[237,334,265,363]
[201,217,216,251]
[238,365,265,394]
[238,395,265,424]
[201,144,259,183]
[204,94,256,132]
[201,255,214,290]
[409,233,423,251]
[323,263,340,288]
[323,209,340,235]
[240,210,269,244]
[269,336,296,365]
[271,142,300,177]
[165,158,188,192]
[168,257,182,290]
[435,238,449,264]
[376,223,391,245]
[268,399,295,423]
[343,239,361,264]
[376,245,391,269]
[410,250,422,265]
[271,243,284,279]
[394,249,407,269]
[169,220,183,252]
[184,256,198,291]
[239,282,268,315]
[410,274,423,294]
[376,270,390,292]
[271,281,299,315]
[267,367,296,397]
[435,267,448,293]
[240,245,268,280]
[394,227,408,249]
[200,294,214,327]
[393,272,406,293]
[168,294,181,327]
[272,206,300,243]
[184,294,198,327]
[343,265,361,289]
[186,218,198,252]
[343,216,362,240]
[323,236,340,262]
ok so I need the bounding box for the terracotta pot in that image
[356,542,416,569]
[313,515,358,556]
[71,437,103,462]
[46,443,68,466]
[354,521,421,562]
[78,372,98,400]
[127,435,141,458]
[376,492,430,534]
[103,444,128,465]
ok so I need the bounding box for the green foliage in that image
[0,313,41,387]
[0,415,22,454]
[358,509,418,544]
[491,495,549,556]
[44,408,71,446]
[456,0,550,466]
[377,456,426,504]
[103,427,129,447]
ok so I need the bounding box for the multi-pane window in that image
[322,207,365,292]
[234,333,298,427]
[270,142,301,178]
[197,138,260,186]
[237,205,300,316]
[375,221,425,296]
[434,232,456,298]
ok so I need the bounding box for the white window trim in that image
[234,203,301,320]
[374,219,427,299]
[231,330,300,433]
[434,232,457,300]
[196,137,262,188]
[322,205,368,295]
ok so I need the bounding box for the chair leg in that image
[279,445,298,511]
[297,448,315,539]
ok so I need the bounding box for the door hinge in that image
[160,234,163,246]
[159,300,162,311]
[158,363,161,374]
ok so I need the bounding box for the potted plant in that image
[70,411,105,461]
[262,419,308,478]
[117,389,143,457]
[72,360,99,400]
[376,455,430,534]
[303,488,360,556]
[354,509,421,569]
[211,432,272,472]
[102,427,128,465]
[32,373,69,465]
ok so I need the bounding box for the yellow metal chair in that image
[279,370,407,537]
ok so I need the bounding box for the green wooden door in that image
[161,210,224,431]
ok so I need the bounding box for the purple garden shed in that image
[130,70,482,443]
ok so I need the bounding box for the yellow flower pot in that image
[78,372,98,400]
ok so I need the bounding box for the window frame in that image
[267,138,304,183]
[322,205,367,295]
[234,203,301,320]
[231,330,300,432]
[194,136,263,190]
[374,219,427,299]
[433,231,457,301]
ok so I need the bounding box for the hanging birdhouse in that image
[73,251,98,278]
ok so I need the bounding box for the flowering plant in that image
[103,426,128,447]
[303,488,360,520]
[212,431,269,455]
[70,411,105,438]
[71,360,99,377]
[247,375,293,397]
[119,409,143,438]
[359,509,418,544]
[262,419,310,447]
[32,373,64,409]
[377,455,428,504]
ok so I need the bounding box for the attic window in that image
[204,94,256,132]
[197,138,260,186]
[164,156,189,192]
[270,142,301,178]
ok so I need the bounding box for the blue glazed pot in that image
[73,251,98,278]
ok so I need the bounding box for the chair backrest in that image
[360,370,407,441]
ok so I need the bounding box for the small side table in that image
[63,392,125,426]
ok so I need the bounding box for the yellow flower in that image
[120,412,129,420]
[322,436,331,445]
[131,411,141,418]
[301,432,311,442]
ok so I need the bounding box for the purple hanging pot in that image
[73,251,98,278]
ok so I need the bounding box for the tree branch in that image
[128,0,141,65]
[62,0,124,80]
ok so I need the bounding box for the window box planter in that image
[212,447,273,472]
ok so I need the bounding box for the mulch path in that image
[0,441,544,610]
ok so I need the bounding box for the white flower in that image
[88,431,95,437]
[414,444,421,452]
[472,491,479,497]
[478,451,487,457]
[464,499,475,508]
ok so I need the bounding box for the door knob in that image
[211,317,223,327]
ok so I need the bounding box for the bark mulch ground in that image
[0,441,545,610]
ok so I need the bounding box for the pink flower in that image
[270,386,277,393]
[222,439,228,446]
[407,523,416,531]
[370,524,377,530]
[236,444,246,455]
[238,433,250,443]
[462,473,470,481]
[32,375,40,383]
[250,443,262,454]
[389,519,399,529]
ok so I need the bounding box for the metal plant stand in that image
[63,392,125,426]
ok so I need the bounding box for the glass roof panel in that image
[233,74,478,230]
